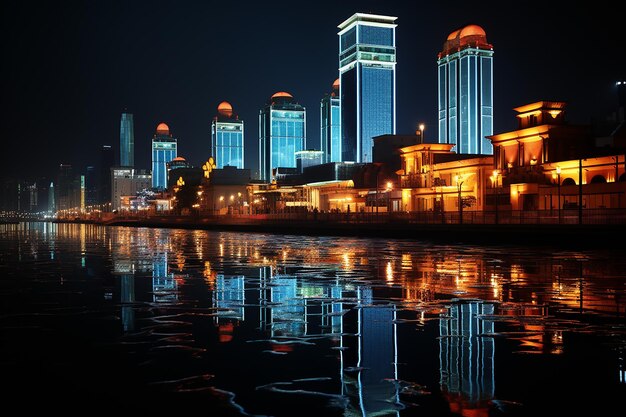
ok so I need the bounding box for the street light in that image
[418,123,425,142]
[491,170,500,224]
[456,174,464,224]
[556,166,561,224]
[386,181,393,213]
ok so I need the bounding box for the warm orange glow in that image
[332,78,339,89]
[172,156,186,162]
[217,101,233,117]
[218,322,234,343]
[446,29,461,41]
[156,122,170,134]
[271,91,293,99]
[459,24,486,38]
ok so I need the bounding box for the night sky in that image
[2,0,623,181]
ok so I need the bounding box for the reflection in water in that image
[439,301,495,417]
[1,222,625,417]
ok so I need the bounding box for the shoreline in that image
[39,216,623,249]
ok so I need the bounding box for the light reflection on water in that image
[1,222,625,417]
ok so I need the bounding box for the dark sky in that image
[2,0,623,181]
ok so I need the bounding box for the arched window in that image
[590,175,606,184]
[562,178,576,186]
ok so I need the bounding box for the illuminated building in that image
[338,13,397,163]
[295,150,324,173]
[438,25,493,155]
[211,101,244,169]
[259,92,306,182]
[151,123,177,190]
[120,112,135,167]
[320,79,341,163]
[111,168,151,211]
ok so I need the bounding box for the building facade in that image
[437,25,493,155]
[211,101,244,169]
[320,79,341,163]
[338,13,397,163]
[111,168,151,211]
[259,92,306,182]
[120,112,135,167]
[151,123,177,190]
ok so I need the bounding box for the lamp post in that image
[491,170,500,224]
[456,174,464,224]
[556,166,561,224]
[386,181,393,214]
[418,123,425,142]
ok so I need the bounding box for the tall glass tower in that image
[258,92,306,182]
[320,79,341,163]
[437,25,493,155]
[120,112,134,167]
[211,101,244,169]
[338,13,397,163]
[151,123,177,190]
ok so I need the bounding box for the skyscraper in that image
[99,145,114,205]
[151,123,177,190]
[120,112,135,167]
[259,92,306,182]
[320,79,341,163]
[338,13,397,163]
[211,101,244,169]
[437,25,494,155]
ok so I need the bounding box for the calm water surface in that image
[1,222,625,416]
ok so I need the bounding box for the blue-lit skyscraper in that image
[211,101,244,169]
[437,25,493,155]
[320,79,341,163]
[259,92,306,182]
[120,112,134,167]
[151,123,177,190]
[338,13,397,163]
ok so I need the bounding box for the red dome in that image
[156,122,170,134]
[460,24,486,38]
[217,101,233,117]
[271,91,293,99]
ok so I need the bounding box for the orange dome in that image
[447,29,461,41]
[271,91,293,99]
[217,101,233,117]
[156,122,170,134]
[332,78,340,89]
[172,156,186,162]
[460,24,486,38]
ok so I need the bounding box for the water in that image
[1,222,625,417]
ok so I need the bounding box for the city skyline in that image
[2,1,623,180]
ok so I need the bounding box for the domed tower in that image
[321,79,341,163]
[152,122,178,190]
[437,24,494,155]
[211,101,244,169]
[258,91,306,182]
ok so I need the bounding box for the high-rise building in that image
[111,168,151,211]
[99,145,114,205]
[320,79,341,163]
[437,25,494,155]
[120,112,135,167]
[338,13,397,163]
[259,92,306,182]
[211,101,244,169]
[151,123,177,190]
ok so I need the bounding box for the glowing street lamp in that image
[418,123,425,142]
[386,181,393,213]
[456,174,464,224]
[556,166,561,224]
[491,170,500,224]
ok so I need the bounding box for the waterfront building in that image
[437,25,494,155]
[320,79,341,163]
[295,150,324,173]
[212,101,244,169]
[120,112,135,167]
[151,123,177,190]
[338,13,397,163]
[111,168,151,211]
[259,92,306,182]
